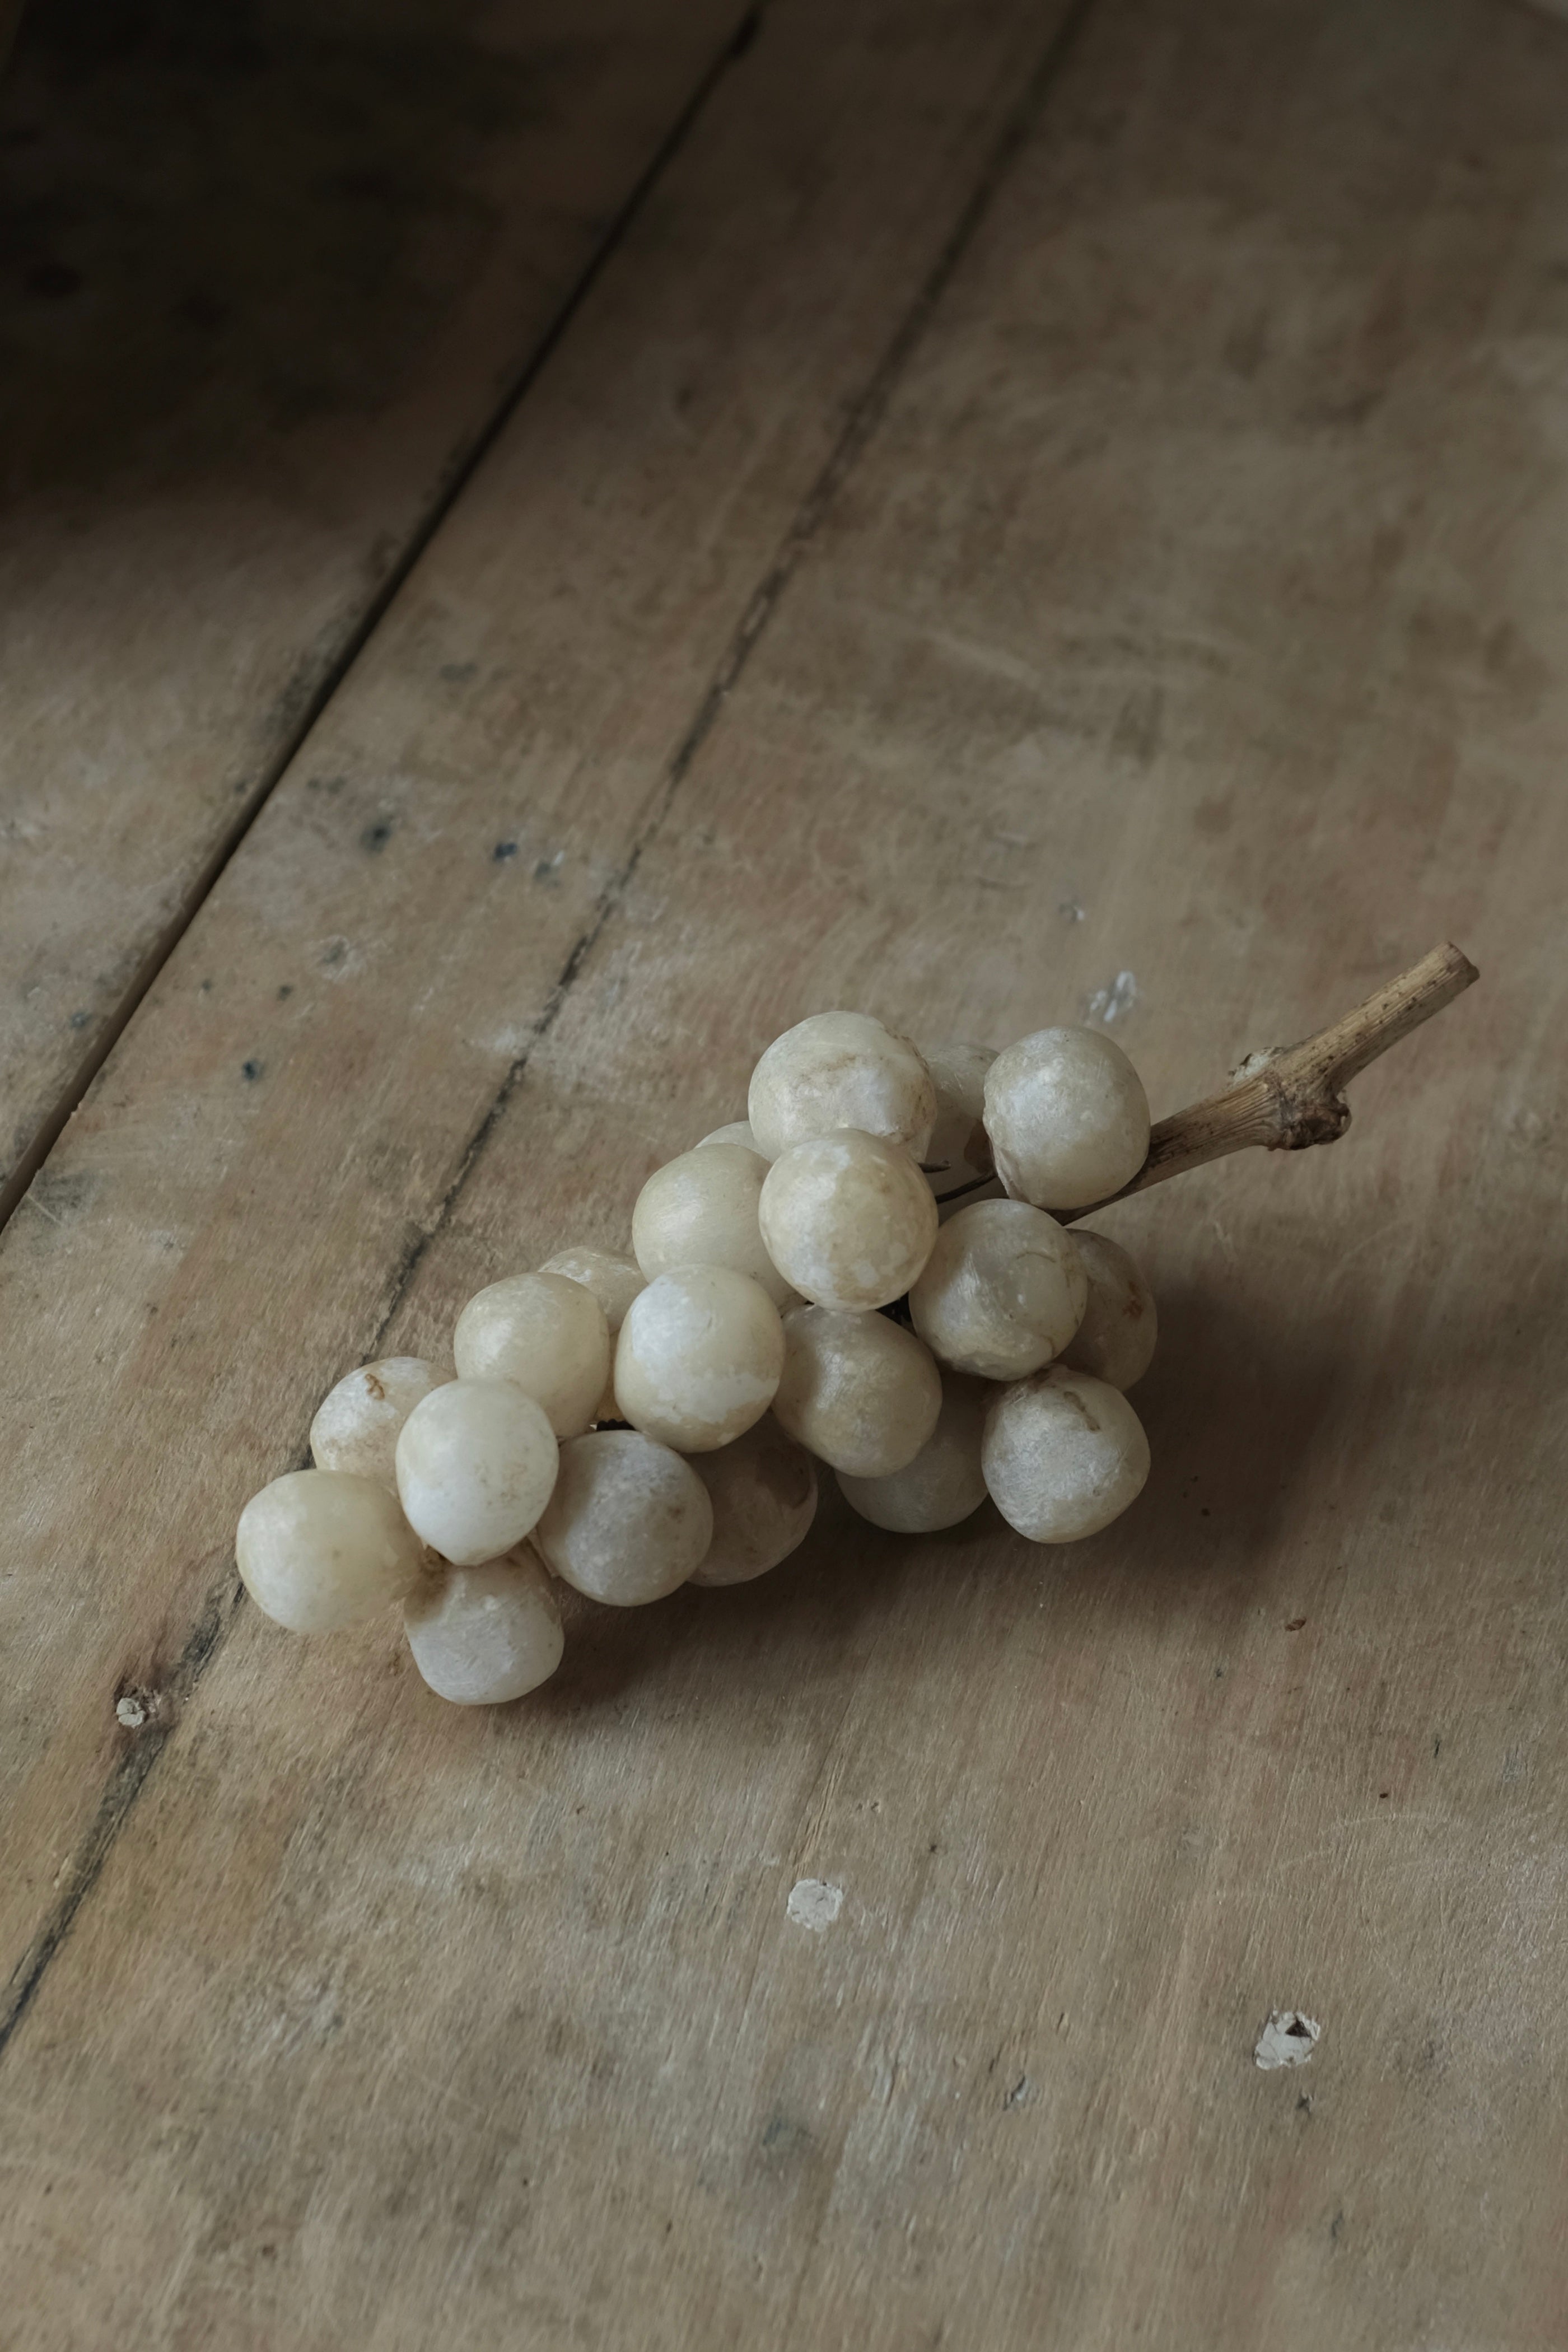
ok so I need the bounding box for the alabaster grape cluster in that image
[236,1012,1158,1706]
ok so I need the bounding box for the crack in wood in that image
[0,1570,245,2054]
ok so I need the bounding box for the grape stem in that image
[1057,940,1478,1222]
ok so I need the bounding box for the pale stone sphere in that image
[982,1364,1150,1543]
[920,1038,996,1205]
[696,1118,765,1155]
[403,1547,564,1705]
[983,1026,1150,1212]
[613,1265,785,1452]
[534,1430,712,1604]
[539,1245,646,1333]
[688,1415,819,1586]
[748,1010,937,1160]
[837,1372,990,1533]
[759,1130,938,1313]
[395,1378,559,1567]
[908,1197,1088,1380]
[539,1245,645,1424]
[454,1270,609,1439]
[632,1142,799,1309]
[309,1357,445,1488]
[1059,1229,1158,1390]
[237,1469,424,1634]
[771,1305,941,1477]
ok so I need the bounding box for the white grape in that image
[394,1378,558,1566]
[836,1371,990,1533]
[613,1264,785,1452]
[237,1469,424,1634]
[632,1142,799,1309]
[454,1270,609,1439]
[771,1305,941,1477]
[748,1010,937,1160]
[759,1130,937,1312]
[982,1363,1149,1542]
[539,1245,645,1424]
[1060,1229,1156,1390]
[696,1119,764,1155]
[908,1197,1087,1380]
[309,1357,445,1488]
[984,1026,1150,1211]
[403,1547,563,1704]
[689,1415,819,1586]
[538,1245,646,1332]
[534,1429,712,1604]
[920,1037,996,1207]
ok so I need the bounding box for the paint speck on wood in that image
[1256,2013,1322,2070]
[787,1879,843,1932]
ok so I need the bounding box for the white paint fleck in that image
[1255,2010,1321,2069]
[1084,970,1137,1024]
[787,1879,843,1932]
[115,1693,148,1728]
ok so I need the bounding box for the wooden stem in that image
[1058,941,1478,1223]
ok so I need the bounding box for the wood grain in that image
[4,0,1567,2342]
[0,0,744,1217]
[0,0,1075,2022]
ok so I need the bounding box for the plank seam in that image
[0,2,766,1239]
[0,0,1098,2064]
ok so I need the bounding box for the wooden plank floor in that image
[0,0,745,1219]
[3,0,1565,2342]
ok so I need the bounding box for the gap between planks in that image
[0,0,1100,2063]
[0,3,763,1245]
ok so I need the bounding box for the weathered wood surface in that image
[0,0,744,1217]
[3,0,1567,2342]
[0,0,1076,2040]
